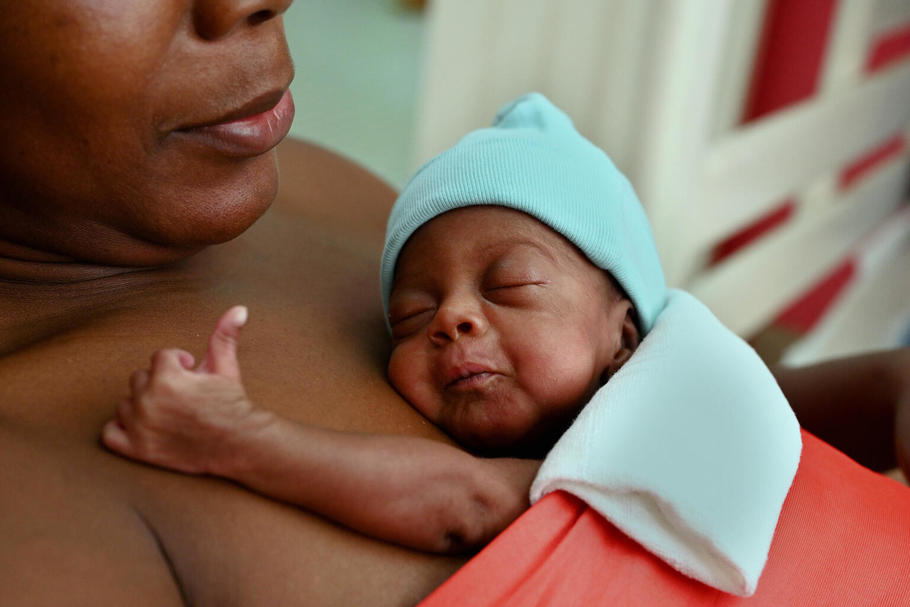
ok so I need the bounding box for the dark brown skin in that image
[0,139,468,606]
[94,209,639,557]
[772,348,910,474]
[1,1,907,604]
[0,1,465,603]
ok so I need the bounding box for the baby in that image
[101,93,667,553]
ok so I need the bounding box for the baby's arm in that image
[101,307,540,553]
[218,416,539,553]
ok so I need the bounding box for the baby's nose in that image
[429,299,487,344]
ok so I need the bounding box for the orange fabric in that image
[420,431,910,606]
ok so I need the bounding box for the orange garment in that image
[420,431,910,606]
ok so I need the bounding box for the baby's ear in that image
[607,307,640,377]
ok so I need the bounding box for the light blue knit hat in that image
[381,93,667,334]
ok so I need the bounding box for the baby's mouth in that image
[444,362,501,391]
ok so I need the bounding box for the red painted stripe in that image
[718,1,837,265]
[866,21,910,73]
[742,0,838,122]
[838,134,907,190]
[710,200,796,264]
[774,258,857,334]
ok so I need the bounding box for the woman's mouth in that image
[173,89,295,158]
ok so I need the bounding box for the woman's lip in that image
[173,89,295,158]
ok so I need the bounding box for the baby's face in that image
[387,207,633,456]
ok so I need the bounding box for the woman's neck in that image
[0,239,142,284]
[0,237,199,285]
[0,256,146,284]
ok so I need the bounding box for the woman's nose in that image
[193,0,293,40]
[429,298,488,345]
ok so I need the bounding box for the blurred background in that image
[284,0,424,188]
[283,0,910,368]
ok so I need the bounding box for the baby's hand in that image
[102,306,259,476]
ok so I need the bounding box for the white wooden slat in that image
[794,0,876,231]
[688,154,910,337]
[416,0,562,166]
[854,201,910,272]
[871,0,910,38]
[413,0,659,176]
[709,0,768,137]
[543,0,625,127]
[630,0,732,286]
[414,0,498,164]
[783,206,910,365]
[585,0,657,177]
[481,0,552,114]
[531,0,657,177]
[820,0,876,91]
[695,60,910,247]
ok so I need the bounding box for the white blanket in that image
[530,289,802,596]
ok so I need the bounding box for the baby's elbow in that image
[431,479,526,554]
[433,512,488,554]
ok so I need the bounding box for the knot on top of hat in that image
[493,92,577,134]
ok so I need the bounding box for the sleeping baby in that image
[100,93,715,554]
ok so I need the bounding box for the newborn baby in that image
[102,93,666,553]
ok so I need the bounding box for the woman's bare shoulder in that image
[0,136,467,605]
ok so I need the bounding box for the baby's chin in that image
[436,391,574,458]
[450,424,558,459]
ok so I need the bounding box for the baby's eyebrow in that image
[388,283,433,303]
[479,239,557,262]
[389,270,430,292]
[391,238,560,291]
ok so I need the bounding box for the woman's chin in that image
[140,154,279,248]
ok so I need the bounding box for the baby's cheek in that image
[386,348,410,394]
[518,337,598,403]
[387,347,440,421]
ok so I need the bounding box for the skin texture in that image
[101,305,542,553]
[0,0,294,271]
[1,0,908,603]
[0,1,466,604]
[771,348,910,473]
[387,207,639,456]
[97,209,639,554]
[1,140,470,607]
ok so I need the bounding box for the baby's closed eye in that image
[389,307,435,339]
[483,277,549,304]
[482,251,551,300]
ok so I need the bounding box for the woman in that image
[0,1,465,604]
[2,1,907,605]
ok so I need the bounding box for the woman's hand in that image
[891,349,910,479]
[101,306,265,476]
[774,347,910,475]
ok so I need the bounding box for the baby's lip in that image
[443,362,501,390]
